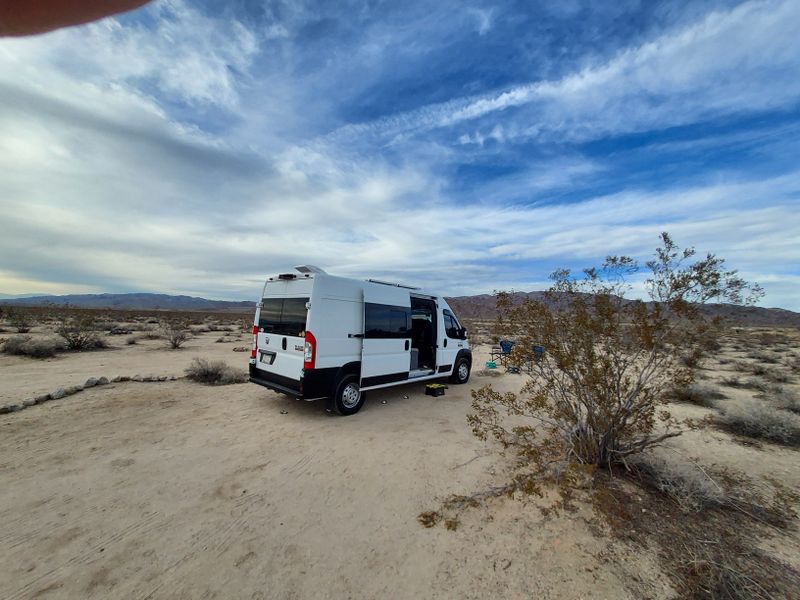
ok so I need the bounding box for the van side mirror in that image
[458,327,467,340]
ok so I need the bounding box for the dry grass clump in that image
[1,335,66,358]
[715,403,800,446]
[769,388,800,415]
[594,466,800,600]
[628,451,726,511]
[670,382,726,408]
[139,330,162,340]
[126,336,138,345]
[185,358,247,385]
[746,350,780,364]
[719,376,769,392]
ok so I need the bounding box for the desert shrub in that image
[190,324,210,334]
[670,382,726,407]
[2,334,32,355]
[1,335,65,358]
[716,403,800,446]
[126,336,138,345]
[7,308,32,333]
[628,451,726,512]
[139,330,162,340]
[770,388,800,415]
[215,336,232,343]
[468,233,760,499]
[185,358,247,385]
[161,320,190,349]
[22,337,66,358]
[747,350,779,364]
[55,313,105,350]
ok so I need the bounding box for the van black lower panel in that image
[249,364,340,400]
[249,364,301,397]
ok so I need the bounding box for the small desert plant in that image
[55,313,105,350]
[162,320,190,349]
[670,382,726,407]
[190,324,210,334]
[716,403,800,446]
[719,376,770,392]
[185,358,247,385]
[7,308,32,333]
[139,330,162,340]
[215,336,232,343]
[126,336,138,345]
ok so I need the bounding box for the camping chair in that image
[490,340,515,368]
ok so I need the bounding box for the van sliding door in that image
[361,287,411,388]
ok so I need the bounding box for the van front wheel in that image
[450,357,471,384]
[334,374,365,416]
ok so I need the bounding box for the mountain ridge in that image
[1,291,798,327]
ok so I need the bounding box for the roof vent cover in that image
[295,265,327,274]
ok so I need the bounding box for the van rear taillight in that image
[250,325,258,359]
[304,331,316,369]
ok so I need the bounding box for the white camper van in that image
[248,266,472,415]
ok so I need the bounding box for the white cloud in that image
[328,0,800,145]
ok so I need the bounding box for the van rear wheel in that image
[334,374,365,416]
[450,357,471,384]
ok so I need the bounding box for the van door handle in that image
[443,339,448,348]
[404,340,409,351]
[348,333,363,339]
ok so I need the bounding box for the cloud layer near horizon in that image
[1,0,798,308]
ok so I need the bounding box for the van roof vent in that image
[295,265,327,274]
[367,278,420,290]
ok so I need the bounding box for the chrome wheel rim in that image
[341,382,361,409]
[458,363,469,380]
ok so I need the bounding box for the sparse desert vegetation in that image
[1,292,799,600]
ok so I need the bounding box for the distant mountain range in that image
[0,293,254,312]
[1,291,798,327]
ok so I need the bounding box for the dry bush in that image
[185,358,247,385]
[190,324,210,334]
[747,350,779,364]
[7,308,32,333]
[139,330,162,340]
[670,382,726,408]
[126,336,138,345]
[716,403,800,446]
[215,336,232,343]
[55,313,106,350]
[469,233,761,477]
[161,320,190,349]
[1,335,65,358]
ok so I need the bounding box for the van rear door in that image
[254,296,308,384]
[361,286,411,388]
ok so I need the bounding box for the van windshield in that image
[258,297,309,336]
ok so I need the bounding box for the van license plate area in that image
[260,351,276,365]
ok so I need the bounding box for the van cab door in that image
[361,287,411,388]
[438,308,465,375]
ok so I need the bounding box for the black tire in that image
[450,357,471,384]
[333,374,366,416]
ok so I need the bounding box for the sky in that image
[0,0,798,308]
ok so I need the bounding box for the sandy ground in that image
[0,328,797,599]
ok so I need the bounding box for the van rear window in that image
[259,297,309,336]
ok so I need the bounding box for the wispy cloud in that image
[0,0,798,310]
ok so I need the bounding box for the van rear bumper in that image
[249,364,302,398]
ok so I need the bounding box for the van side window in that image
[259,297,309,336]
[443,310,459,339]
[365,303,410,339]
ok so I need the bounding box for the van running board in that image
[408,369,435,378]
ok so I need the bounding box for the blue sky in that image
[0,0,798,308]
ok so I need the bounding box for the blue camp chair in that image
[490,340,515,365]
